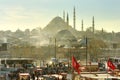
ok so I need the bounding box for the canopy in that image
[80,73,120,79]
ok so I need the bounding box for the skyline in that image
[0,0,120,32]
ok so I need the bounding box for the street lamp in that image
[54,38,56,59]
[85,37,88,67]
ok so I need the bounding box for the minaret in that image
[73,6,76,29]
[63,10,65,21]
[81,20,84,31]
[66,13,69,25]
[92,16,95,33]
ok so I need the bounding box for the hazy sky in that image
[0,0,120,32]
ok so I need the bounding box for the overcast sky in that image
[0,0,120,32]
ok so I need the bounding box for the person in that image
[21,78,24,80]
[31,72,35,80]
[5,73,9,80]
[36,71,39,80]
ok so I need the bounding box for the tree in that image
[88,38,107,61]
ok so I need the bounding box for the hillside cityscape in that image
[0,15,120,62]
[1,0,120,80]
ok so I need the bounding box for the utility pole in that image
[55,38,56,59]
[49,37,51,59]
[92,16,95,33]
[86,37,88,67]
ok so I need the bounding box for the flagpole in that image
[72,55,75,80]
[72,55,80,80]
[107,58,109,79]
[107,57,109,78]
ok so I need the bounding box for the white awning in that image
[80,73,120,79]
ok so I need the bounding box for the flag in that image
[72,56,80,74]
[107,60,116,70]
